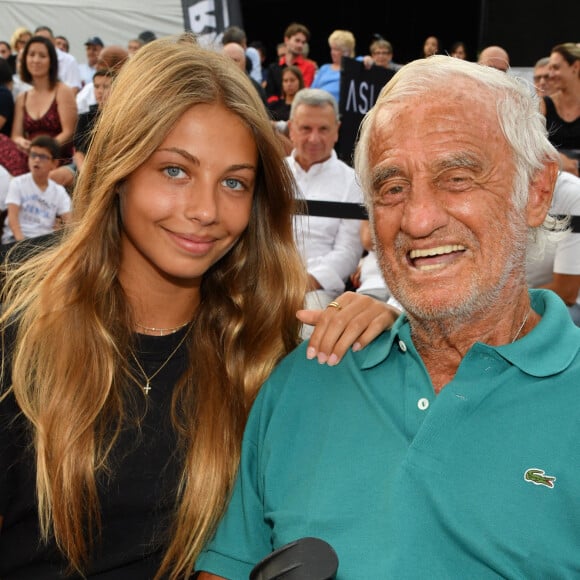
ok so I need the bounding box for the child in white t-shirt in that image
[2,135,71,245]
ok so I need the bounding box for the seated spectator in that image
[0,35,77,177]
[364,37,402,71]
[267,65,304,122]
[0,41,11,61]
[34,26,81,94]
[311,29,356,104]
[421,35,440,57]
[7,27,32,76]
[265,22,317,103]
[539,43,580,176]
[449,40,468,59]
[50,68,114,190]
[10,46,32,100]
[268,65,304,155]
[79,36,104,87]
[72,68,112,167]
[222,42,267,106]
[1,135,70,244]
[276,42,286,60]
[527,171,580,325]
[533,56,554,97]
[477,45,510,72]
[285,88,364,334]
[54,35,69,53]
[221,26,262,85]
[248,40,269,88]
[127,37,144,56]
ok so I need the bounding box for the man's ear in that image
[526,161,559,228]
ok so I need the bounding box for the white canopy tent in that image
[0,0,186,62]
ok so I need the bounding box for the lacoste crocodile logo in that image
[524,468,556,488]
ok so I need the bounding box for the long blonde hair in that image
[1,36,306,578]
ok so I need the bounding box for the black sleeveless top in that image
[0,327,191,578]
[543,96,580,154]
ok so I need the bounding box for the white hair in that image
[354,54,565,256]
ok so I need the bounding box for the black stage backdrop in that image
[241,0,580,69]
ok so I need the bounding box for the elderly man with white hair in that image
[197,55,580,579]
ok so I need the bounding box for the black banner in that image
[336,58,395,165]
[181,0,244,46]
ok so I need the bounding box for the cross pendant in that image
[143,381,151,395]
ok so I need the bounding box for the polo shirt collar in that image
[360,289,580,378]
[494,289,580,376]
[360,314,405,369]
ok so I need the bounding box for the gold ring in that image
[327,301,342,311]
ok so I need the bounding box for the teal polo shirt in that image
[196,290,580,579]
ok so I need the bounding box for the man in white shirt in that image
[34,26,81,94]
[526,171,580,325]
[286,88,364,334]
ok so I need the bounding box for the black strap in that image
[295,200,368,220]
[296,203,580,233]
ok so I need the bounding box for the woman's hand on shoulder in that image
[296,291,401,366]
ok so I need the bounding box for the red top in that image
[23,93,74,163]
[280,54,316,87]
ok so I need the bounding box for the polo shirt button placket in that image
[417,397,430,411]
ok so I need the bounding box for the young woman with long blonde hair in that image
[0,36,395,579]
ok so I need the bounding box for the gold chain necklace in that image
[135,320,191,336]
[131,324,192,395]
[511,309,531,343]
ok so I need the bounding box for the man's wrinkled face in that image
[367,85,527,322]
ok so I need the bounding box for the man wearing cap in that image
[79,36,104,88]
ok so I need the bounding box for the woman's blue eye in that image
[165,166,185,178]
[224,178,244,190]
